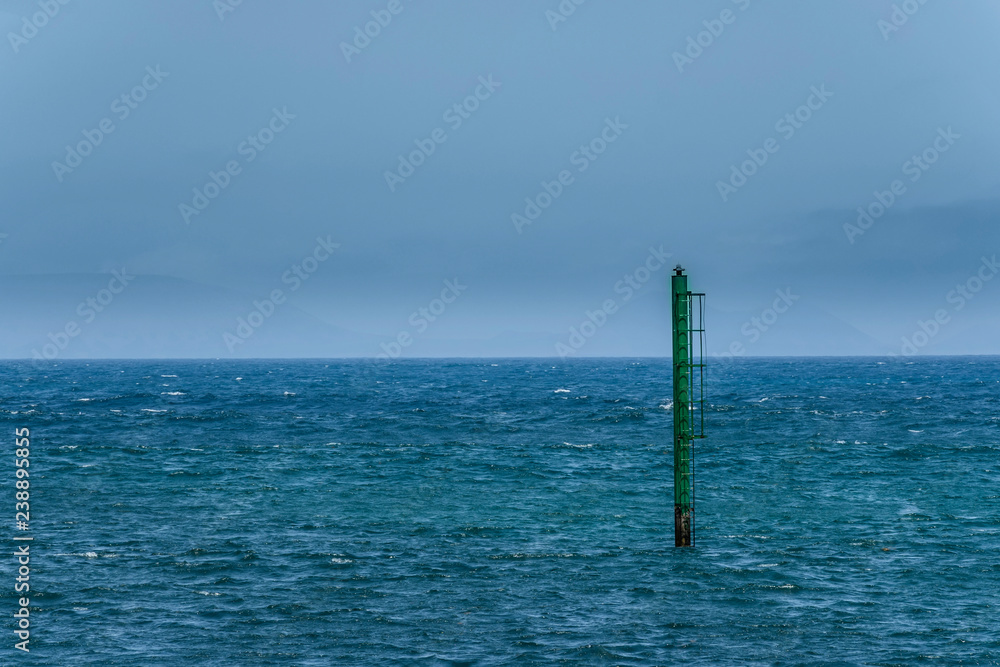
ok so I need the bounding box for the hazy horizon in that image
[11,353,1000,361]
[3,1,998,360]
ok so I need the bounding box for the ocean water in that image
[2,357,999,665]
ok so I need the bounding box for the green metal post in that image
[672,266,694,547]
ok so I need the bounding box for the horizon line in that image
[5,354,999,362]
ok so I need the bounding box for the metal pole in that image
[672,266,694,547]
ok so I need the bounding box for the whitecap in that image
[330,557,353,564]
[553,389,570,393]
[161,374,178,378]
[284,391,296,396]
[235,377,242,381]
[908,429,923,434]
[195,591,221,596]
[75,398,94,402]
[141,409,167,413]
[660,402,673,410]
[162,392,185,396]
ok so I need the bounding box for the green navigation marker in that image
[671,265,706,547]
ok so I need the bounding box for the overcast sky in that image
[2,0,999,359]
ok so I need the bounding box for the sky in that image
[2,0,999,359]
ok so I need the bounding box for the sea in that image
[2,357,999,665]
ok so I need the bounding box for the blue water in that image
[3,357,999,665]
